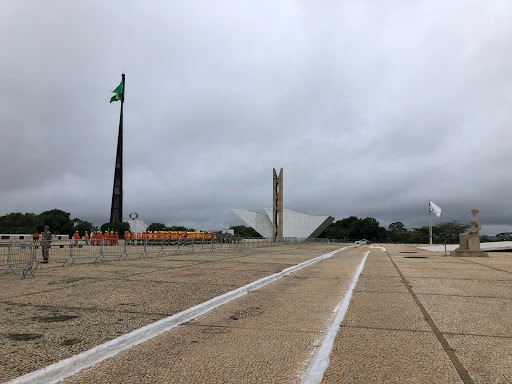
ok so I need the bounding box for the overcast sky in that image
[2,1,512,235]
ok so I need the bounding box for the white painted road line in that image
[301,250,369,384]
[8,245,357,384]
[369,244,387,251]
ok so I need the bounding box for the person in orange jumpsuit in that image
[91,231,96,246]
[84,231,90,245]
[115,232,119,245]
[137,231,142,245]
[73,231,79,246]
[109,231,114,245]
[96,231,102,246]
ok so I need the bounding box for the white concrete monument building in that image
[231,208,334,239]
[126,219,148,234]
[232,168,334,239]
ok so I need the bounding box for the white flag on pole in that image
[429,201,441,217]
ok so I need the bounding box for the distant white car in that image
[356,239,369,244]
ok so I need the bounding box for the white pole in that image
[429,201,432,245]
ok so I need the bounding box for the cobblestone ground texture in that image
[1,243,511,383]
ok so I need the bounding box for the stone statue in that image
[451,209,488,257]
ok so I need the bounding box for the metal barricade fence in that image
[0,242,35,279]
[143,239,163,258]
[164,239,182,256]
[99,239,125,261]
[35,240,72,268]
[124,239,146,259]
[69,239,101,265]
[2,236,346,278]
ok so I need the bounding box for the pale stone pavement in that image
[1,244,511,383]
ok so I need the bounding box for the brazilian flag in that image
[110,80,123,103]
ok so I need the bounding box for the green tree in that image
[322,216,381,241]
[378,226,388,242]
[323,216,359,240]
[229,225,262,238]
[433,221,470,244]
[0,212,38,234]
[168,225,192,232]
[358,217,380,240]
[407,227,429,243]
[147,222,168,232]
[388,222,407,242]
[38,209,75,236]
[73,220,93,235]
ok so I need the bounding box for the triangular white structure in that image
[231,208,333,239]
[126,219,148,234]
[230,209,273,238]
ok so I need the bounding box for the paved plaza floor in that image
[0,243,510,383]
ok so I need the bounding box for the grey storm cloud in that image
[1,1,512,235]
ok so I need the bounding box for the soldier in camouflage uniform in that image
[41,225,52,263]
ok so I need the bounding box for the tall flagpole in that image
[110,73,125,223]
[429,201,432,245]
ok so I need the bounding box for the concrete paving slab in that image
[418,294,512,337]
[394,260,492,270]
[354,276,410,294]
[445,334,512,384]
[460,257,512,273]
[123,267,271,287]
[0,304,160,383]
[287,258,363,279]
[341,291,431,332]
[55,247,367,384]
[359,265,401,277]
[322,327,462,384]
[192,260,297,273]
[408,277,512,299]
[60,326,320,384]
[7,280,234,315]
[397,267,512,280]
[261,274,353,295]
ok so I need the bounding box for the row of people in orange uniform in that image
[69,231,216,245]
[123,231,216,241]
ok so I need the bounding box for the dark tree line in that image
[1,210,134,236]
[229,225,262,238]
[320,217,479,244]
[321,216,387,241]
[0,209,94,236]
[146,223,196,232]
[386,220,471,244]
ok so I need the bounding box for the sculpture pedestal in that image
[450,249,488,257]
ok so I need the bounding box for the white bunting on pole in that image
[429,201,442,217]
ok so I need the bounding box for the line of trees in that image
[0,210,503,244]
[229,225,262,238]
[321,216,386,241]
[321,217,490,244]
[386,220,471,244]
[0,210,201,237]
[146,223,196,232]
[0,210,95,236]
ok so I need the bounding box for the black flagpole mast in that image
[110,73,124,223]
